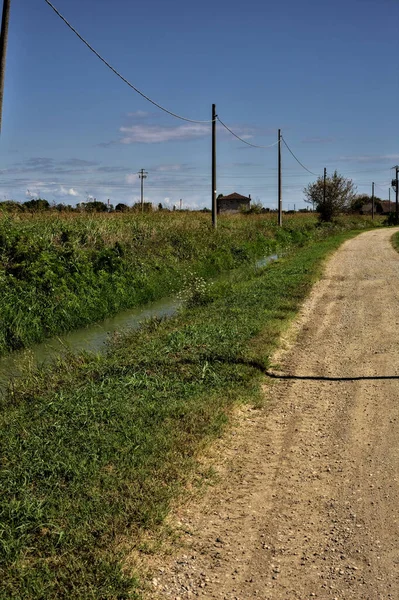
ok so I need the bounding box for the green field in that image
[0,215,383,599]
[0,211,309,355]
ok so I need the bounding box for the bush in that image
[304,171,356,222]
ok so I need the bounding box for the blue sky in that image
[1,0,398,209]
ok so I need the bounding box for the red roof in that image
[220,192,250,201]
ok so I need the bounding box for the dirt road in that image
[147,228,399,600]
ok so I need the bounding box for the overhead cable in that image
[217,117,280,149]
[281,137,319,176]
[43,0,213,124]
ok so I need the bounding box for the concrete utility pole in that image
[372,182,374,220]
[212,104,217,229]
[0,0,11,133]
[278,129,282,226]
[138,169,148,212]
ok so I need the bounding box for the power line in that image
[43,0,213,125]
[217,117,280,149]
[281,137,319,176]
[339,167,392,175]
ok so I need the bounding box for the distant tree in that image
[240,201,263,215]
[82,200,108,212]
[115,203,129,212]
[304,171,357,222]
[132,202,153,213]
[0,200,24,212]
[23,198,50,211]
[351,194,382,214]
[54,203,75,212]
[158,203,163,211]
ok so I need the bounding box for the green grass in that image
[391,230,399,252]
[0,227,363,599]
[0,211,381,355]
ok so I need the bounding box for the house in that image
[361,200,392,215]
[379,201,394,214]
[217,192,251,214]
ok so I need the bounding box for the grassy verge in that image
[391,230,399,252]
[0,228,363,599]
[0,212,381,355]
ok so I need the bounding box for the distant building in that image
[361,200,391,215]
[217,192,251,214]
[379,201,394,214]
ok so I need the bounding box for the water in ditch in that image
[0,253,279,393]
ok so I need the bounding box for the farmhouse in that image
[361,200,392,215]
[217,192,251,214]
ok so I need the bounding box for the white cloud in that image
[119,123,210,144]
[337,154,399,164]
[59,187,79,197]
[26,188,41,198]
[156,164,182,172]
[127,110,150,118]
[125,173,140,184]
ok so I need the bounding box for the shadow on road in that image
[264,371,399,382]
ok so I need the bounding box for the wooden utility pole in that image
[0,0,11,133]
[371,182,374,220]
[138,169,148,212]
[212,104,217,228]
[278,129,282,226]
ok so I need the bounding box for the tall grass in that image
[0,211,381,355]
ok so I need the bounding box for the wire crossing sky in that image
[43,0,214,125]
[0,0,397,209]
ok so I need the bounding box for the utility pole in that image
[395,166,399,224]
[138,169,148,212]
[212,104,217,228]
[278,129,282,226]
[323,167,327,207]
[179,198,182,210]
[371,181,374,220]
[389,187,391,213]
[0,0,11,133]
[371,182,374,220]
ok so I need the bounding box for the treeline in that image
[0,199,160,213]
[0,199,215,213]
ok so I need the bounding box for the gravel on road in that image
[143,228,399,600]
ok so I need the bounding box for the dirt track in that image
[147,228,399,600]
